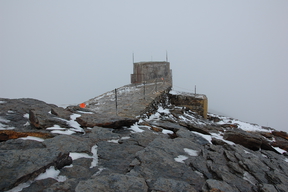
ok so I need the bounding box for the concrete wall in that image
[168,92,208,119]
[131,61,172,84]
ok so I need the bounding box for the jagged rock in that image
[180,122,211,135]
[134,137,206,191]
[97,140,143,174]
[51,107,73,120]
[272,130,288,140]
[272,140,288,151]
[29,109,67,129]
[43,134,93,155]
[147,177,197,192]
[223,129,263,150]
[202,179,236,192]
[0,149,71,191]
[76,114,137,128]
[258,184,278,192]
[75,173,148,192]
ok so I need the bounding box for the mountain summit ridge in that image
[0,91,288,191]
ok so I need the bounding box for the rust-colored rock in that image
[272,140,288,152]
[272,131,288,140]
[223,129,262,151]
[0,130,53,141]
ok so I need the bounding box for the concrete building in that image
[131,61,172,84]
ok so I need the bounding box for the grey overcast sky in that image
[1,1,287,132]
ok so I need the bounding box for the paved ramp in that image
[85,81,172,119]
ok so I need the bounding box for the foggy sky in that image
[1,1,287,132]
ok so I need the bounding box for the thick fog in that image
[1,1,287,132]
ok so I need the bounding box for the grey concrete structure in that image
[131,61,172,84]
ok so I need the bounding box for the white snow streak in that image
[184,148,199,156]
[35,166,66,182]
[174,155,188,163]
[19,136,44,142]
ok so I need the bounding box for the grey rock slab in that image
[0,149,71,191]
[51,107,73,120]
[176,129,211,145]
[21,178,57,192]
[43,134,93,155]
[0,138,46,150]
[134,137,205,190]
[148,177,197,192]
[75,173,148,192]
[223,129,263,151]
[97,140,144,174]
[202,179,238,192]
[43,178,79,192]
[29,109,68,129]
[76,113,138,128]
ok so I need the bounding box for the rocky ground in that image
[0,96,288,192]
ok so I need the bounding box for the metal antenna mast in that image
[166,50,168,62]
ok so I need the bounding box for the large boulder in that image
[76,114,137,128]
[223,129,263,151]
[29,109,67,129]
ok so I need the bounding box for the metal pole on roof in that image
[115,89,118,115]
[132,52,134,64]
[166,50,168,62]
[195,85,196,95]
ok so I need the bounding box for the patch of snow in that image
[7,110,15,114]
[107,139,119,143]
[35,166,66,182]
[129,123,144,133]
[23,113,29,119]
[284,158,288,163]
[0,100,6,104]
[162,129,174,134]
[272,146,286,154]
[184,148,199,156]
[209,113,272,133]
[262,154,268,158]
[121,136,131,140]
[64,164,73,168]
[68,114,83,132]
[69,145,98,168]
[174,155,188,163]
[77,111,94,114]
[210,133,235,145]
[0,123,15,130]
[243,171,257,185]
[19,136,44,142]
[0,117,14,130]
[157,106,170,114]
[244,150,251,154]
[195,171,204,177]
[69,152,92,160]
[0,116,10,123]
[23,121,30,126]
[46,125,66,130]
[51,129,75,135]
[93,167,105,176]
[90,145,98,168]
[6,182,31,192]
[191,131,212,144]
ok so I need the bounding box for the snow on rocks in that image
[174,155,188,163]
